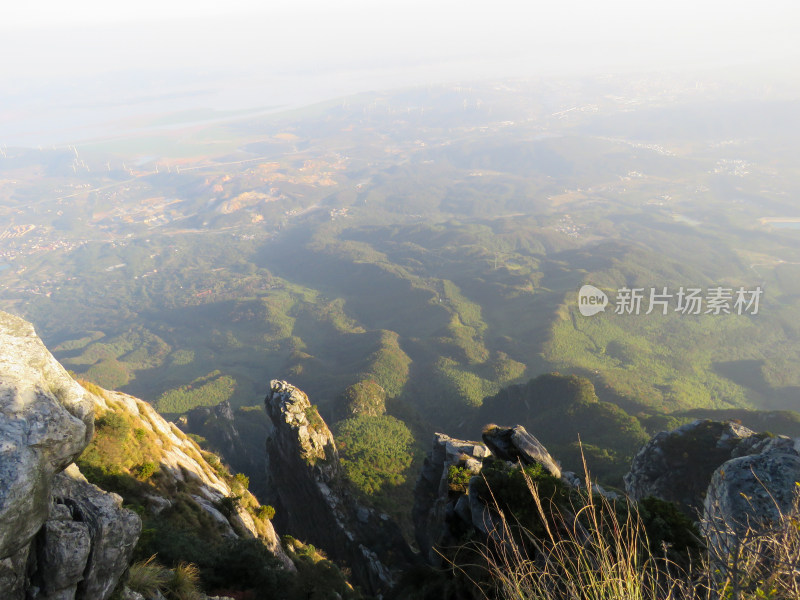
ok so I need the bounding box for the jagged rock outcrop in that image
[36,464,141,599]
[624,418,800,585]
[624,419,764,516]
[0,311,139,599]
[0,312,95,560]
[265,380,415,595]
[412,433,490,562]
[182,400,242,462]
[413,425,575,566]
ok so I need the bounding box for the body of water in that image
[771,221,800,230]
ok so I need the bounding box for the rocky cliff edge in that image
[0,311,291,600]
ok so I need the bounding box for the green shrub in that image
[256,505,276,521]
[283,537,362,600]
[233,472,250,492]
[638,496,701,564]
[185,432,207,446]
[202,538,294,596]
[305,405,327,432]
[474,459,571,536]
[215,495,241,518]
[78,407,164,497]
[77,378,108,400]
[135,461,159,481]
[202,452,229,480]
[96,411,130,434]
[447,465,473,493]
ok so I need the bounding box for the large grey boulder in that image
[0,545,30,599]
[625,417,800,580]
[482,424,561,478]
[0,311,94,559]
[624,419,800,521]
[35,516,92,598]
[40,465,141,600]
[703,444,800,553]
[624,419,760,516]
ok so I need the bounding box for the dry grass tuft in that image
[471,466,800,600]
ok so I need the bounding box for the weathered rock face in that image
[0,311,95,560]
[624,419,762,516]
[0,311,139,600]
[266,380,340,479]
[625,418,800,572]
[1,311,296,598]
[32,464,141,600]
[265,380,415,595]
[183,400,240,460]
[703,441,800,553]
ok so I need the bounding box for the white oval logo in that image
[578,285,608,316]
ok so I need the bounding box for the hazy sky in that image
[6,0,799,71]
[2,0,799,146]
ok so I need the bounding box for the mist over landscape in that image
[2,2,800,599]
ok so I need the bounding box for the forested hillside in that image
[3,76,800,512]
